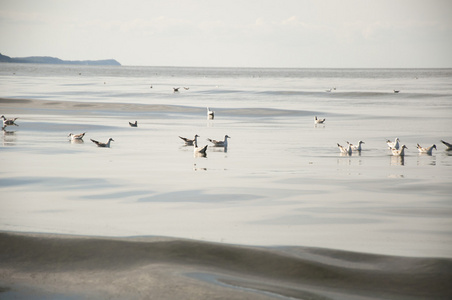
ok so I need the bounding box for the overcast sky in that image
[1,0,451,68]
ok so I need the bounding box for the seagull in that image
[417,144,437,155]
[194,139,208,156]
[129,121,138,127]
[391,145,407,156]
[179,134,199,146]
[68,132,86,140]
[325,88,332,92]
[173,87,180,93]
[349,140,365,151]
[394,90,400,93]
[1,115,18,127]
[386,138,400,150]
[207,107,215,119]
[441,140,452,150]
[337,142,352,155]
[207,135,230,147]
[184,87,190,90]
[314,116,326,124]
[91,138,114,148]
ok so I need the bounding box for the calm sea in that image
[1,63,452,257]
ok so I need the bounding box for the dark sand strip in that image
[0,97,201,115]
[0,97,314,117]
[1,232,451,300]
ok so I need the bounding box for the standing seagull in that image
[68,132,86,141]
[179,134,199,146]
[207,135,230,148]
[441,140,452,150]
[91,138,114,148]
[129,121,138,127]
[391,145,408,156]
[314,116,325,124]
[1,115,18,127]
[417,144,437,155]
[386,138,400,150]
[207,107,215,119]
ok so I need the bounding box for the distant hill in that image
[0,53,121,66]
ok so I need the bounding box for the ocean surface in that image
[1,63,452,258]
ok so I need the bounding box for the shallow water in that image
[1,64,452,257]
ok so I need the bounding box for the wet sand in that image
[1,231,452,300]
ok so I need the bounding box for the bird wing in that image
[441,140,452,148]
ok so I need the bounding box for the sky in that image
[1,0,451,68]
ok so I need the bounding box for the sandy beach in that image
[1,231,452,300]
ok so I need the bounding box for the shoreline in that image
[1,231,451,300]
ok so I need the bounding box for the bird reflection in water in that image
[390,155,405,166]
[70,139,84,144]
[2,127,16,146]
[193,163,207,171]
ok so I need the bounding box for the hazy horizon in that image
[3,56,452,70]
[1,0,451,68]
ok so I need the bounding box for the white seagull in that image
[386,138,400,150]
[207,135,230,147]
[207,107,215,119]
[417,144,437,155]
[441,140,452,151]
[314,116,326,124]
[349,140,365,151]
[179,134,199,146]
[129,121,138,127]
[1,115,18,127]
[194,139,208,156]
[391,145,407,156]
[91,138,114,148]
[68,132,86,140]
[337,142,352,155]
